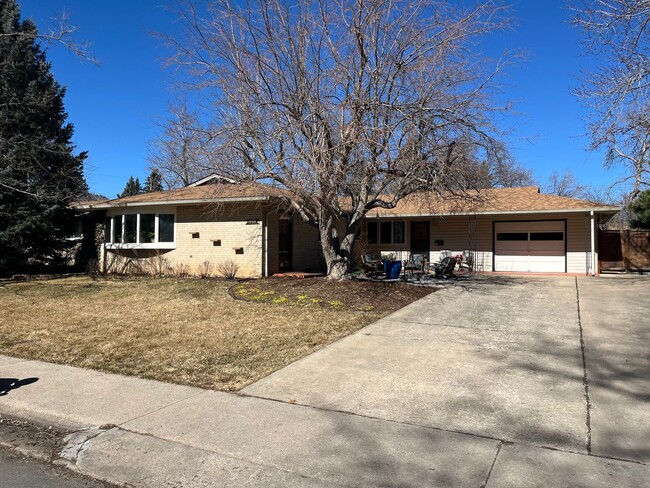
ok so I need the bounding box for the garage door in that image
[494,221,565,272]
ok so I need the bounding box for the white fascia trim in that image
[77,195,270,209]
[365,207,622,218]
[106,243,176,250]
[187,174,238,186]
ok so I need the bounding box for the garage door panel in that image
[494,255,529,272]
[528,247,564,256]
[495,243,529,253]
[495,221,566,273]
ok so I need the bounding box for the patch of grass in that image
[0,276,395,391]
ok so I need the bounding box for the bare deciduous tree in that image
[573,0,650,198]
[162,0,514,279]
[148,101,218,188]
[544,170,588,198]
[0,8,96,63]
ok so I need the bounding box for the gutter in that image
[75,195,271,210]
[364,207,622,218]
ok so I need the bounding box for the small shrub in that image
[86,258,100,276]
[216,260,239,279]
[142,255,172,276]
[197,261,214,279]
[173,263,191,278]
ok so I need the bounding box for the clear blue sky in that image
[19,0,626,198]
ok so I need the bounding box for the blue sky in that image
[19,0,626,198]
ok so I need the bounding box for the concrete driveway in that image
[243,275,649,469]
[1,275,647,487]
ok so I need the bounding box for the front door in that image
[410,221,430,253]
[278,218,292,271]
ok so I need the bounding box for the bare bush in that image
[197,260,214,278]
[215,260,239,280]
[85,258,100,276]
[172,263,191,278]
[141,255,172,276]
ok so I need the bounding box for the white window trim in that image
[373,220,405,245]
[105,209,176,250]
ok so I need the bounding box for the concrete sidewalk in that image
[0,356,646,487]
[0,276,648,487]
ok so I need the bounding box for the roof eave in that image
[74,195,271,209]
[365,207,622,218]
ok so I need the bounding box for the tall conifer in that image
[0,0,87,274]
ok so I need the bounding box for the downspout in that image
[590,211,596,276]
[263,210,269,277]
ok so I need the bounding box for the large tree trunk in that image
[318,218,355,280]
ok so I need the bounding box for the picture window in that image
[104,213,175,246]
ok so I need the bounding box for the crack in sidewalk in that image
[575,277,593,455]
[58,426,113,464]
[480,441,504,488]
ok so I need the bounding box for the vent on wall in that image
[191,232,200,239]
[234,247,244,255]
[212,240,221,246]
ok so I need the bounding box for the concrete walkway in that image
[0,276,648,487]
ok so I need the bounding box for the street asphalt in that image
[0,275,647,487]
[0,445,111,488]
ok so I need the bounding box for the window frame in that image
[105,209,176,249]
[367,220,406,245]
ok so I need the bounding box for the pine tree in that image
[0,0,88,275]
[143,169,163,193]
[118,176,142,198]
[629,190,650,229]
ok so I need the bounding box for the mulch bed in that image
[230,276,436,313]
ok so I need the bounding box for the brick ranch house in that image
[75,176,620,277]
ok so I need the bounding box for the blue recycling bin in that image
[386,260,402,279]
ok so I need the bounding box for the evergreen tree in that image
[118,176,142,198]
[143,169,163,193]
[0,0,88,275]
[629,190,650,229]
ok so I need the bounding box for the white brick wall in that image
[104,203,265,278]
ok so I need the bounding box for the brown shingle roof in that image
[75,182,288,208]
[77,183,619,215]
[365,187,620,217]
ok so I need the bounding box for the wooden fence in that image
[599,230,650,272]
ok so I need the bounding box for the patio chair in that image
[361,254,383,276]
[461,250,474,271]
[404,253,427,275]
[433,256,457,279]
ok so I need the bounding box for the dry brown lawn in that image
[0,276,430,391]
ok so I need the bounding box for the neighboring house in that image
[75,177,620,277]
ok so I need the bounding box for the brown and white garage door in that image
[494,221,566,272]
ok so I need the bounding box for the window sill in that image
[105,243,176,250]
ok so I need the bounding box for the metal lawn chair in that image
[404,253,427,275]
[433,256,457,279]
[361,254,383,276]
